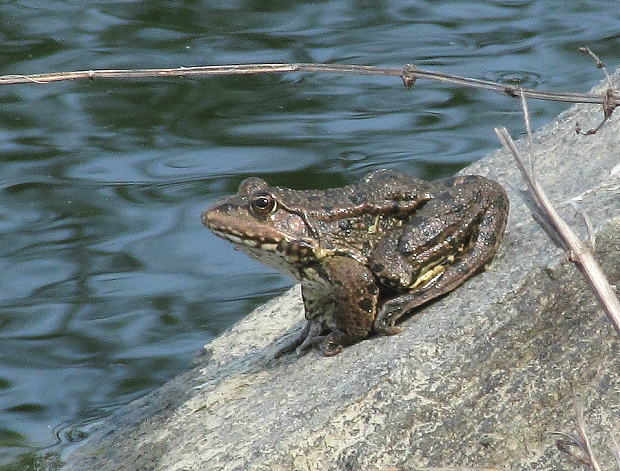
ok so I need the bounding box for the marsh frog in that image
[202,170,508,356]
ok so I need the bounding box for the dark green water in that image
[0,0,618,466]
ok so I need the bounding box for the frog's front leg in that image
[289,256,380,356]
[320,256,380,355]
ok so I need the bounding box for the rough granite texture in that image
[60,71,620,471]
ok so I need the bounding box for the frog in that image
[202,169,509,357]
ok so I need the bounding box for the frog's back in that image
[272,170,432,219]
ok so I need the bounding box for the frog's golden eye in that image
[250,192,277,216]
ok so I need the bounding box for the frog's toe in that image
[274,342,296,358]
[320,342,343,356]
[274,320,321,358]
[318,330,347,356]
[294,343,313,357]
[373,320,404,336]
[373,307,406,335]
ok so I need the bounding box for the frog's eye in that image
[250,192,277,216]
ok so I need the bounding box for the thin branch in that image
[575,48,619,135]
[0,62,618,109]
[575,402,604,471]
[612,437,620,470]
[570,201,597,252]
[494,122,620,334]
[580,47,613,89]
[551,399,606,471]
[552,430,592,466]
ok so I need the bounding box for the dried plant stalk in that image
[0,62,618,110]
[494,115,620,334]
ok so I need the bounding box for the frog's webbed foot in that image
[274,322,349,357]
[274,320,323,358]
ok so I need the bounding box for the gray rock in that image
[61,70,620,471]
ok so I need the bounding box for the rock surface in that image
[60,71,620,471]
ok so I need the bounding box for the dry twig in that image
[575,48,620,135]
[574,404,605,471]
[551,400,605,471]
[612,437,620,470]
[494,92,620,335]
[1,62,619,110]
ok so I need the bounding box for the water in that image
[0,0,618,466]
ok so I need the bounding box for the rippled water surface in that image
[0,0,618,466]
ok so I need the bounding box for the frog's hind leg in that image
[374,200,507,335]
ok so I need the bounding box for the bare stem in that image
[575,402,604,471]
[0,62,618,109]
[552,400,605,471]
[494,123,620,334]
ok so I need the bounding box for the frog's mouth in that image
[205,222,283,253]
[203,210,329,262]
[207,226,284,252]
[203,204,289,249]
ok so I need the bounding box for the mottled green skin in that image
[203,170,509,356]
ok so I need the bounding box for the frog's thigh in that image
[322,256,379,344]
[375,256,474,333]
[375,206,505,332]
[369,228,414,288]
[398,197,466,253]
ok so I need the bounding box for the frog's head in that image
[202,177,328,277]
